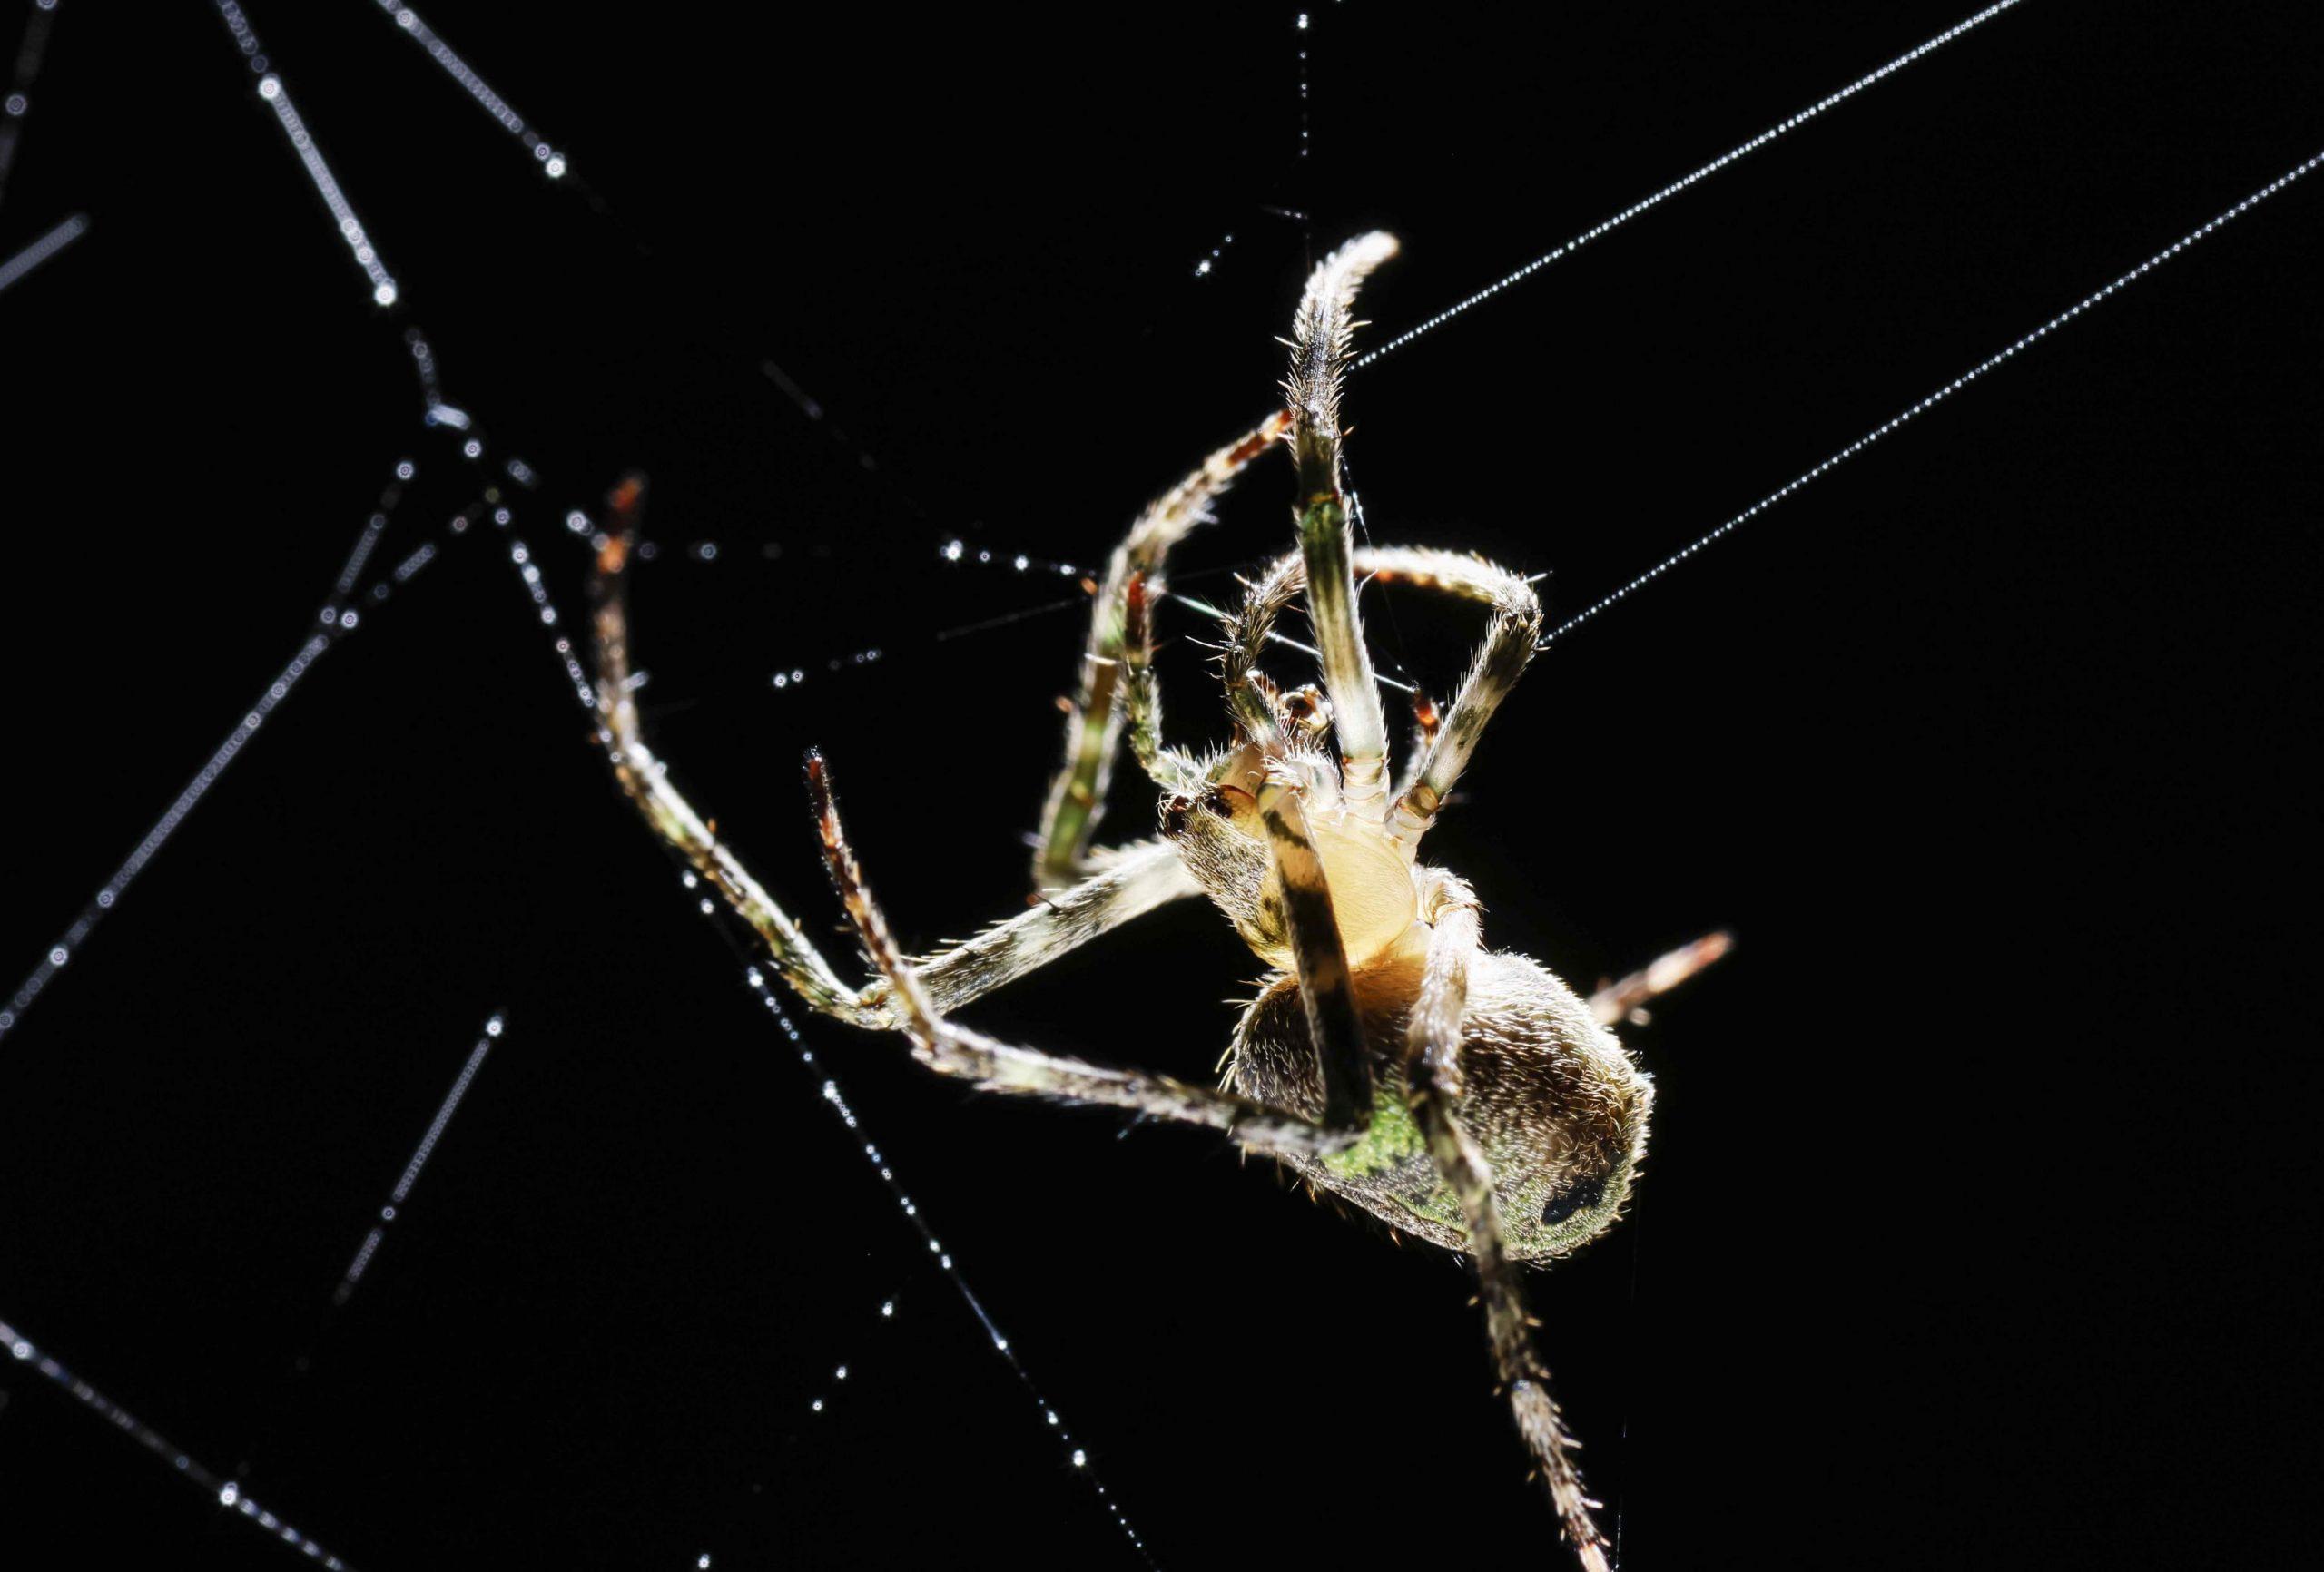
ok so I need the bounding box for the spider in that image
[586,231,1728,1570]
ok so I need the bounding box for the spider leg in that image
[589,486,1193,1027]
[1033,413,1290,891]
[808,752,1358,1160]
[1587,928,1733,1027]
[1285,233,1398,816]
[889,839,1198,1019]
[1218,549,1308,747]
[1406,879,1612,1572]
[590,504,859,1019]
[1253,777,1374,1129]
[1117,571,1204,793]
[1344,546,1544,849]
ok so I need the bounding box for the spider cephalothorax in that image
[586,231,1726,1572]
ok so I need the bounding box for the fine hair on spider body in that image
[586,233,1729,1571]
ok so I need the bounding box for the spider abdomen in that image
[1226,948,1652,1261]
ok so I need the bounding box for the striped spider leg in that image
[1355,546,1549,849]
[1031,411,1292,890]
[1284,231,1401,818]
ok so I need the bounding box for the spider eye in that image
[1279,683,1331,738]
[1540,1173,1608,1230]
[1199,787,1232,817]
[1160,794,1192,837]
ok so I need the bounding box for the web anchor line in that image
[918,1,2034,605]
[335,1013,506,1303]
[1540,144,2324,649]
[0,1315,359,1570]
[1356,0,2025,369]
[251,67,397,307]
[0,207,84,295]
[0,0,62,215]
[368,1,568,181]
[0,462,442,1045]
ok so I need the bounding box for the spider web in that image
[3,4,2319,1567]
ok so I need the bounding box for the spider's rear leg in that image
[1404,883,1613,1572]
[808,752,1364,1160]
[1588,928,1734,1027]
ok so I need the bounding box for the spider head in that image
[1159,781,1279,955]
[1277,683,1332,742]
[1161,762,1423,970]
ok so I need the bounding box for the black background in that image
[3,3,2319,1567]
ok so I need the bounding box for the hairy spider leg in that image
[881,841,1198,1018]
[1116,569,1202,791]
[1586,930,1735,1027]
[806,752,1366,1159]
[1033,413,1292,890]
[1343,547,1545,849]
[1254,781,1374,1129]
[1403,877,1610,1571]
[588,483,1196,1029]
[1218,549,1309,749]
[589,497,855,1018]
[1285,231,1400,817]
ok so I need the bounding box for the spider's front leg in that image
[1032,413,1290,890]
[1406,879,1612,1572]
[587,481,1196,1029]
[1285,231,1400,815]
[1346,546,1544,849]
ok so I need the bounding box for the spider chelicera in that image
[587,231,1727,1568]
